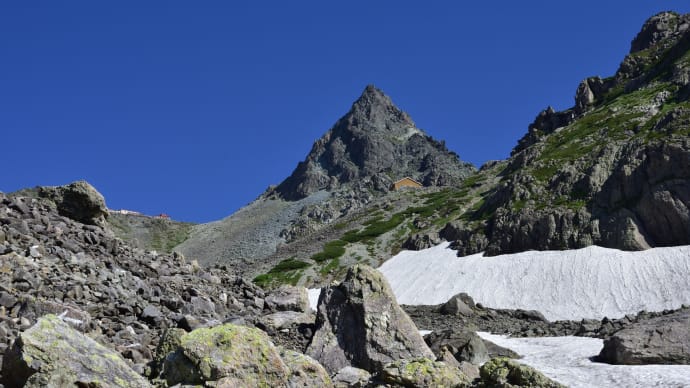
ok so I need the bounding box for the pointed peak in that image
[363,84,384,96]
[353,84,394,109]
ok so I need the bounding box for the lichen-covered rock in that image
[597,309,690,364]
[478,357,566,388]
[265,285,310,313]
[38,180,109,226]
[306,265,434,374]
[280,348,333,388]
[1,314,150,388]
[380,357,471,387]
[161,323,290,386]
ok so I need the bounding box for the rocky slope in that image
[440,11,690,256]
[174,85,475,270]
[0,184,571,386]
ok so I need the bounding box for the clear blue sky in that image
[3,2,690,222]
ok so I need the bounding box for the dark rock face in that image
[402,232,442,251]
[275,85,475,200]
[425,329,489,365]
[478,140,690,256]
[512,106,575,155]
[1,315,149,387]
[306,264,434,374]
[597,309,690,365]
[440,293,476,316]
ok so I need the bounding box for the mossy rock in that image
[478,357,566,388]
[161,323,289,387]
[1,314,150,388]
[380,357,471,387]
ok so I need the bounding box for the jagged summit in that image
[275,85,475,200]
[347,84,415,129]
[630,11,689,53]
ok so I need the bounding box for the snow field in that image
[477,332,690,388]
[378,242,690,320]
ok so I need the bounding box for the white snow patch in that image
[418,330,433,336]
[478,332,690,388]
[308,288,321,311]
[378,242,690,320]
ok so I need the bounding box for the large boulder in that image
[478,357,566,388]
[160,323,290,386]
[306,264,435,373]
[597,309,690,364]
[38,180,108,226]
[1,314,149,388]
[380,357,471,387]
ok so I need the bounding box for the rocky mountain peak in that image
[274,85,475,200]
[630,11,689,53]
[347,84,415,131]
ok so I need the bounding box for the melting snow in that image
[308,288,322,312]
[477,332,690,388]
[378,242,690,320]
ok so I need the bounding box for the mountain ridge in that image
[173,84,476,271]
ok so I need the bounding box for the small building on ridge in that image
[390,177,423,191]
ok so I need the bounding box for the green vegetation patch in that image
[253,258,311,288]
[310,240,348,263]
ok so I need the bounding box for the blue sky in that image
[3,2,690,222]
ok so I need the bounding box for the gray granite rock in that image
[597,309,690,364]
[307,264,434,374]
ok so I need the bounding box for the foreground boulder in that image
[307,265,435,373]
[380,357,471,387]
[597,309,690,364]
[160,323,290,386]
[479,357,566,388]
[1,314,149,387]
